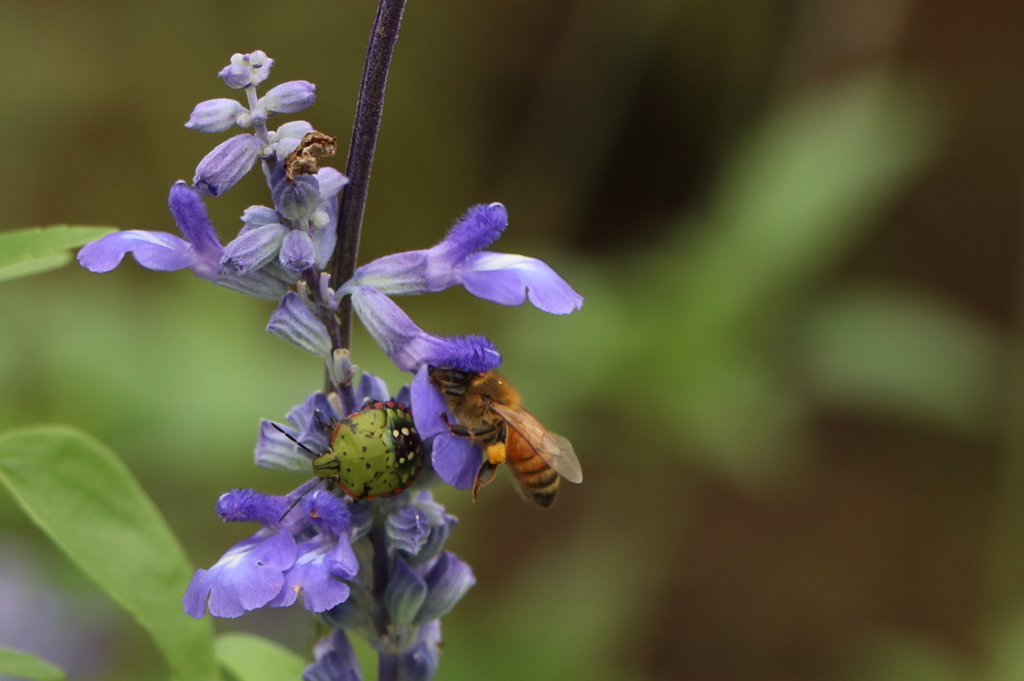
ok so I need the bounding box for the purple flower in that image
[77,182,289,300]
[345,285,501,373]
[183,528,297,618]
[346,203,584,314]
[269,492,358,613]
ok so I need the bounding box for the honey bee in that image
[284,131,337,182]
[428,367,582,507]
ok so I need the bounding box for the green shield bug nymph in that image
[312,400,423,500]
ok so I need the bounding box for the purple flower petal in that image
[267,292,331,359]
[386,504,432,555]
[303,491,352,537]
[416,551,475,623]
[213,268,290,300]
[220,222,288,274]
[169,181,223,258]
[274,174,321,222]
[271,535,352,613]
[218,63,250,89]
[193,133,262,197]
[186,98,245,133]
[264,80,316,114]
[279,230,316,273]
[304,631,361,681]
[216,488,285,525]
[316,168,348,200]
[355,372,390,405]
[399,620,442,681]
[460,252,583,314]
[384,556,428,624]
[241,205,280,229]
[310,197,338,270]
[328,538,359,580]
[347,286,501,373]
[411,367,447,440]
[346,251,429,295]
[433,203,507,265]
[77,231,193,273]
[183,528,297,618]
[255,419,310,471]
[431,434,481,490]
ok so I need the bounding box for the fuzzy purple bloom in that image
[77,182,289,300]
[346,203,584,314]
[216,488,286,525]
[346,286,501,373]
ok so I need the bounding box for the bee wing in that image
[488,403,583,483]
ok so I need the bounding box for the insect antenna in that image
[272,423,320,460]
[278,478,327,523]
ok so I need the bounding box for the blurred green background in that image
[2,0,1024,679]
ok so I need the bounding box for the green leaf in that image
[799,285,1000,435]
[216,633,306,681]
[0,647,65,681]
[0,426,218,681]
[0,226,117,281]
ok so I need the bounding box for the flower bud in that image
[220,222,287,274]
[280,230,316,273]
[193,134,261,196]
[384,557,428,624]
[266,291,331,359]
[264,80,316,114]
[415,551,475,623]
[185,98,245,133]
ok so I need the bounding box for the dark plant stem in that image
[329,0,408,352]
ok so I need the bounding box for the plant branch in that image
[329,0,408,351]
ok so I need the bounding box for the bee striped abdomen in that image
[506,429,560,507]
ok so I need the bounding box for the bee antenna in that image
[271,423,319,459]
[278,478,327,523]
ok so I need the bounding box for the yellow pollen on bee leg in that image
[485,443,506,465]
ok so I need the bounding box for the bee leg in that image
[440,413,500,440]
[472,460,501,500]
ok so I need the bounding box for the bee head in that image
[428,365,476,396]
